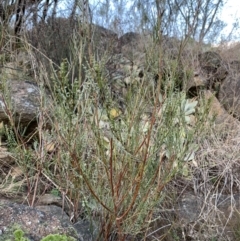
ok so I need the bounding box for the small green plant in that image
[50,188,60,197]
[5,229,76,241]
[41,234,76,241]
[13,229,29,241]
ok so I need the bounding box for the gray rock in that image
[176,193,240,240]
[0,80,51,134]
[0,201,82,241]
[198,51,228,89]
[186,73,207,96]
[203,90,240,127]
[90,24,119,58]
[218,74,240,119]
[228,60,240,75]
[73,219,99,241]
[28,19,118,66]
[199,51,222,69]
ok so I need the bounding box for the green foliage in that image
[50,188,60,197]
[40,234,76,241]
[13,229,29,241]
[4,125,18,149]
[53,58,78,112]
[5,228,76,241]
[36,53,203,239]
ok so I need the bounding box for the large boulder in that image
[227,60,240,75]
[174,193,240,241]
[203,90,240,129]
[117,32,149,62]
[0,80,51,135]
[199,51,222,73]
[186,73,208,96]
[0,51,34,80]
[0,200,83,240]
[91,24,118,57]
[218,73,240,119]
[28,18,118,65]
[198,51,228,90]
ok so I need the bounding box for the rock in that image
[162,36,182,59]
[117,32,146,58]
[215,63,229,82]
[118,32,141,47]
[203,90,240,128]
[0,201,82,241]
[0,51,33,80]
[116,32,149,69]
[198,51,228,89]
[0,80,51,135]
[198,51,222,74]
[91,24,118,56]
[186,73,207,96]
[176,193,240,240]
[177,193,203,223]
[0,146,14,165]
[37,194,62,206]
[218,74,240,119]
[73,219,99,241]
[228,60,240,75]
[28,18,118,66]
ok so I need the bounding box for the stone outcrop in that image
[175,193,240,240]
[193,50,240,120]
[218,73,240,119]
[0,80,51,135]
[28,19,118,66]
[228,60,240,75]
[198,51,228,90]
[203,90,240,128]
[0,200,83,241]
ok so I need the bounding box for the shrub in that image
[1,21,208,240]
